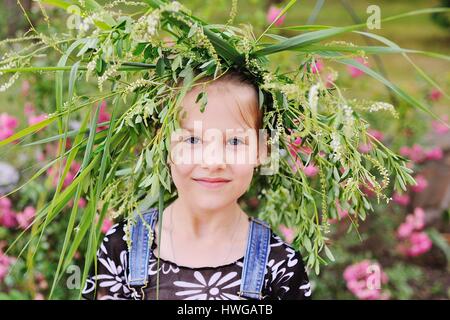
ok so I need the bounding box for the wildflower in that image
[303,164,319,177]
[266,6,286,26]
[358,143,372,153]
[329,199,349,224]
[367,129,384,141]
[308,83,320,115]
[97,100,111,132]
[16,206,36,229]
[343,260,389,300]
[347,57,368,78]
[47,160,82,189]
[21,80,30,97]
[0,247,16,282]
[396,207,432,257]
[24,102,35,116]
[410,175,428,193]
[132,10,161,42]
[28,114,48,126]
[342,104,355,138]
[330,132,342,162]
[325,70,338,88]
[279,224,295,244]
[425,147,443,161]
[427,88,442,102]
[398,232,432,257]
[431,115,449,135]
[392,192,410,207]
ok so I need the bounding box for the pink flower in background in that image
[396,207,432,257]
[410,175,428,193]
[368,129,384,141]
[398,232,433,257]
[393,192,410,207]
[325,73,335,88]
[431,115,449,135]
[399,146,411,157]
[101,218,114,234]
[360,181,376,198]
[409,144,426,163]
[343,260,389,300]
[399,144,428,163]
[68,197,87,209]
[78,197,87,208]
[24,102,35,116]
[266,5,286,26]
[347,57,368,78]
[427,88,443,102]
[311,59,323,74]
[0,113,19,141]
[329,199,349,224]
[0,198,17,228]
[0,197,12,211]
[287,136,313,159]
[28,114,48,126]
[0,209,17,228]
[47,160,82,189]
[97,100,111,132]
[303,164,319,177]
[358,143,372,153]
[397,207,426,239]
[33,293,45,300]
[425,147,443,161]
[279,225,295,244]
[16,206,36,230]
[0,248,16,282]
[21,80,30,97]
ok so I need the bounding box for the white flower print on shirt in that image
[174,271,241,300]
[96,250,130,295]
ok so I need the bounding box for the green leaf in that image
[156,57,166,77]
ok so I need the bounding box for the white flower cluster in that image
[330,131,342,162]
[342,104,355,138]
[168,1,182,12]
[132,10,161,42]
[368,101,398,118]
[98,62,121,92]
[308,83,320,115]
[0,61,19,93]
[85,58,97,81]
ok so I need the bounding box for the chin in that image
[190,195,232,212]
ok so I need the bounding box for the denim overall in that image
[128,207,272,300]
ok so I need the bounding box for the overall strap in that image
[128,208,159,287]
[238,217,271,300]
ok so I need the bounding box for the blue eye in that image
[228,137,245,146]
[184,136,201,144]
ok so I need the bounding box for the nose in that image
[201,133,226,170]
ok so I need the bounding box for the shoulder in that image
[263,227,312,299]
[98,219,129,257]
[267,229,304,269]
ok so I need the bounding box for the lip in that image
[192,177,231,189]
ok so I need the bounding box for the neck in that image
[169,197,245,240]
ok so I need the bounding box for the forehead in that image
[179,81,256,133]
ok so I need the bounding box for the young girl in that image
[82,71,311,300]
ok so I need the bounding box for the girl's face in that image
[168,80,263,211]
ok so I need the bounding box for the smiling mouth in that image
[192,178,231,189]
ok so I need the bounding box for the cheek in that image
[230,164,254,191]
[170,163,195,191]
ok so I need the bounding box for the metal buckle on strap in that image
[237,290,263,300]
